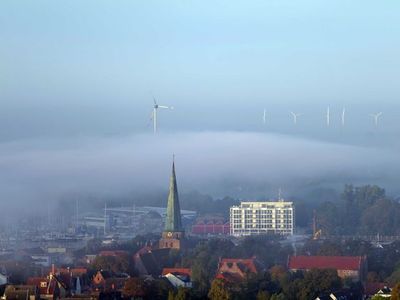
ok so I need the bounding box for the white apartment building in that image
[230,201,294,236]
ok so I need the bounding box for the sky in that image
[0,1,399,212]
[1,1,399,140]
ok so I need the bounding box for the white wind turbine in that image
[263,109,267,125]
[290,111,303,125]
[341,107,346,126]
[369,112,383,127]
[151,97,173,134]
[326,106,330,127]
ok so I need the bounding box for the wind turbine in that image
[290,111,302,125]
[326,106,330,127]
[341,107,346,126]
[263,109,266,125]
[369,112,383,127]
[151,97,173,134]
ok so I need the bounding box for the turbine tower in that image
[326,106,330,127]
[290,112,302,125]
[263,109,266,125]
[341,107,346,126]
[369,112,383,127]
[151,97,173,134]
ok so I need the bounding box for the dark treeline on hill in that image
[316,184,400,236]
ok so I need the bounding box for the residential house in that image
[0,272,7,286]
[27,274,69,300]
[98,251,128,258]
[2,285,39,300]
[216,257,262,283]
[92,271,128,292]
[288,256,367,282]
[315,289,362,300]
[162,268,192,288]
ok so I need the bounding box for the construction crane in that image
[312,210,322,240]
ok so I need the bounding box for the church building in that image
[159,160,185,250]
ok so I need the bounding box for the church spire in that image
[164,159,183,232]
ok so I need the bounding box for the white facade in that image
[230,201,294,236]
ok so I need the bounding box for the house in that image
[55,268,88,294]
[315,289,362,300]
[288,256,367,281]
[3,285,40,300]
[0,272,8,286]
[373,286,392,298]
[216,257,262,283]
[92,271,129,292]
[98,251,128,258]
[365,282,390,297]
[162,268,192,288]
[27,274,69,300]
[84,255,97,264]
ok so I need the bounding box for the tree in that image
[270,294,285,300]
[317,240,343,256]
[392,283,400,300]
[168,290,175,300]
[295,269,342,300]
[123,277,147,298]
[371,296,387,300]
[256,290,270,300]
[90,255,130,273]
[208,279,231,300]
[146,279,172,300]
[175,287,192,300]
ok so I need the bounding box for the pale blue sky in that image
[0,1,399,139]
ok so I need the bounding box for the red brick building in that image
[288,255,367,281]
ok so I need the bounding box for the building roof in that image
[57,267,88,276]
[162,268,191,277]
[219,258,259,273]
[365,282,389,296]
[288,256,363,271]
[99,250,128,257]
[26,277,49,295]
[164,161,183,232]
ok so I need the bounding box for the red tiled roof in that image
[365,282,390,296]
[216,272,243,283]
[99,250,128,257]
[288,256,363,271]
[57,267,88,275]
[162,268,192,277]
[26,277,48,294]
[219,258,258,273]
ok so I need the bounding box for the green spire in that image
[164,160,183,232]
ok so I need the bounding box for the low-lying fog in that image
[0,131,399,215]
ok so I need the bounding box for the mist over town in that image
[1,1,400,300]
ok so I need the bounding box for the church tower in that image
[159,160,185,250]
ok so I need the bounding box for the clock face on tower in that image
[167,232,173,237]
